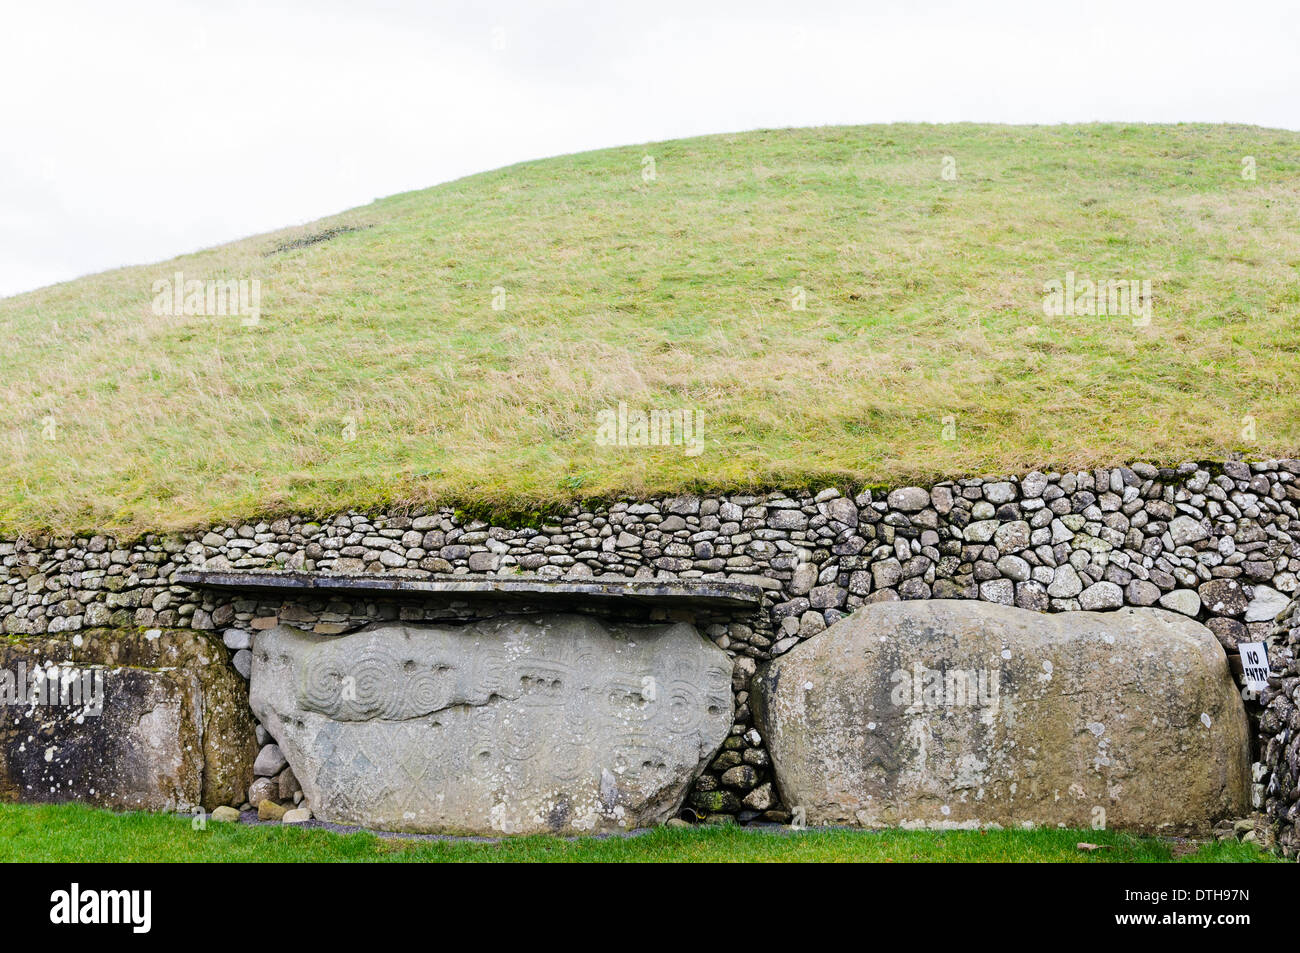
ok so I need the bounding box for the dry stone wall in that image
[2,457,1298,829]
[1259,592,1300,857]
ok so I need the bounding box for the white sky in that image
[1,0,1297,298]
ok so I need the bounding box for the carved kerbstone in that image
[250,614,733,834]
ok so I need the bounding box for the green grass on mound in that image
[0,803,1276,863]
[2,123,1298,535]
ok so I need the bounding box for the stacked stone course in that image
[1259,593,1300,857]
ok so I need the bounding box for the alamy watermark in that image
[889,662,999,710]
[50,883,150,933]
[152,271,261,326]
[0,662,104,715]
[1042,271,1151,326]
[596,401,704,456]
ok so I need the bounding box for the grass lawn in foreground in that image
[0,803,1276,863]
[1,124,1297,536]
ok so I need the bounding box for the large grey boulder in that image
[753,600,1249,833]
[250,614,732,834]
[0,628,256,811]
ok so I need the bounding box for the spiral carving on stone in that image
[255,615,735,834]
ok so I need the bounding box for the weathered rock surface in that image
[1259,593,1300,857]
[0,628,256,811]
[753,600,1249,833]
[250,614,733,834]
[1246,585,1288,623]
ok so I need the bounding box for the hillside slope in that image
[2,123,1298,535]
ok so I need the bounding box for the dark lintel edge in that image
[174,569,765,609]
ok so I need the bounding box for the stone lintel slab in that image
[176,569,765,612]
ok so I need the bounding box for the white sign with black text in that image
[1239,642,1271,693]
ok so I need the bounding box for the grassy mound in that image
[2,123,1298,535]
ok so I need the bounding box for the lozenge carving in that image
[249,614,732,834]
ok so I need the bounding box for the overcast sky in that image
[1,0,1297,298]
